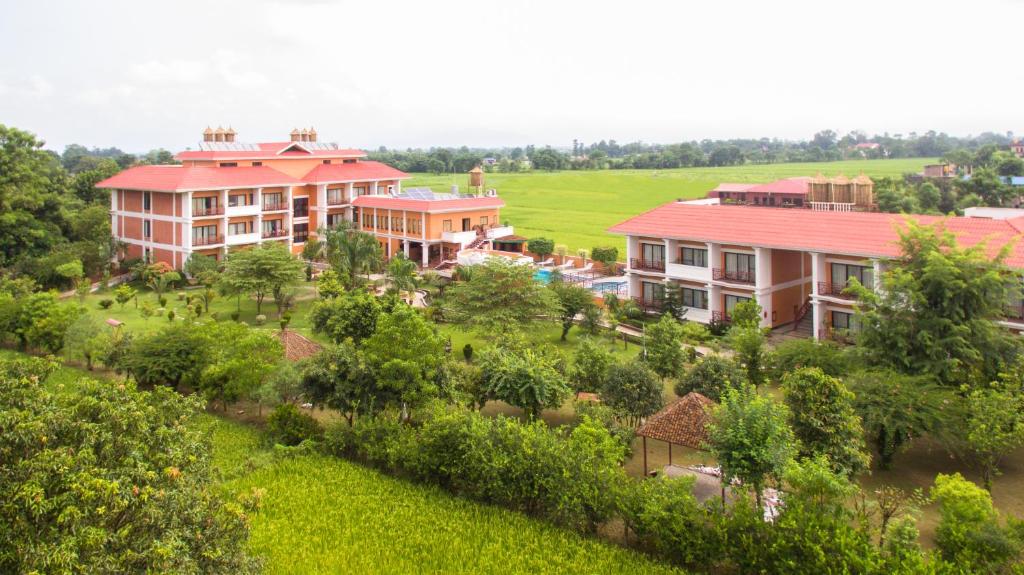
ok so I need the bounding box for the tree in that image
[113,283,137,309]
[315,268,345,299]
[729,299,762,328]
[198,323,283,412]
[707,383,797,508]
[446,258,559,336]
[851,220,1021,387]
[319,221,384,288]
[300,342,371,421]
[55,259,86,299]
[727,325,768,388]
[10,293,83,353]
[847,369,955,470]
[183,252,220,284]
[590,246,618,272]
[0,356,257,574]
[962,378,1024,492]
[362,305,446,418]
[478,344,570,420]
[644,314,689,379]
[219,243,304,315]
[659,284,691,321]
[123,323,210,390]
[142,261,181,300]
[601,361,664,428]
[769,338,848,382]
[309,289,383,344]
[782,368,870,477]
[62,314,111,370]
[527,237,555,260]
[386,252,418,301]
[932,473,1024,572]
[569,337,614,396]
[674,354,745,401]
[550,281,595,340]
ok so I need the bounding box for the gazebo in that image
[636,392,716,476]
[274,329,323,362]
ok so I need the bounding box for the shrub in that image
[210,311,220,321]
[266,404,324,446]
[932,472,1024,572]
[231,310,241,321]
[462,343,473,362]
[707,317,729,336]
[675,354,745,401]
[98,299,113,309]
[176,291,186,301]
[526,237,555,258]
[590,246,619,271]
[770,338,849,382]
[254,314,267,326]
[601,361,663,427]
[679,321,711,344]
[158,296,168,308]
[166,309,175,322]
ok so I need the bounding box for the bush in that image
[463,343,473,362]
[266,404,324,446]
[679,321,711,344]
[98,299,113,309]
[707,317,729,336]
[166,309,175,322]
[675,354,744,401]
[254,314,267,326]
[770,338,849,382]
[158,296,168,308]
[231,310,240,321]
[932,473,1024,572]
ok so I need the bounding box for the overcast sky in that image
[2,0,1022,153]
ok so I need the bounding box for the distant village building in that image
[1012,139,1024,158]
[707,175,875,212]
[922,163,959,178]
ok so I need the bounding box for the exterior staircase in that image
[769,300,814,344]
[466,235,488,250]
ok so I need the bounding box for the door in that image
[462,218,471,232]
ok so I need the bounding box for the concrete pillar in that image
[371,181,379,196]
[421,242,429,267]
[812,300,824,340]
[872,259,883,294]
[345,182,355,203]
[221,189,229,241]
[183,192,192,250]
[707,242,722,273]
[810,252,826,295]
[754,247,773,328]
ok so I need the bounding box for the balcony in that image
[193,205,224,217]
[817,281,856,299]
[293,232,309,244]
[819,328,855,344]
[326,196,348,206]
[632,296,663,314]
[442,230,479,246]
[712,268,755,284]
[262,228,289,240]
[262,202,288,212]
[484,225,515,239]
[192,235,224,247]
[630,258,666,273]
[225,203,261,217]
[226,232,261,246]
[665,261,711,281]
[711,310,732,324]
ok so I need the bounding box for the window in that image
[443,219,452,232]
[219,162,238,167]
[640,243,665,264]
[263,192,283,209]
[353,186,367,197]
[831,310,860,332]
[262,220,281,234]
[327,213,346,228]
[724,294,751,315]
[192,196,216,214]
[480,215,489,226]
[327,188,344,204]
[293,223,309,243]
[641,281,665,304]
[142,220,151,239]
[830,263,873,291]
[343,159,356,164]
[681,287,708,309]
[376,215,387,230]
[143,247,151,263]
[251,161,262,167]
[293,197,309,217]
[143,191,151,211]
[724,252,756,280]
[228,193,252,207]
[681,247,708,267]
[362,212,374,228]
[228,221,252,236]
[192,225,218,244]
[322,160,331,164]
[392,216,404,233]
[408,218,422,235]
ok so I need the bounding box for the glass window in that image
[228,222,251,235]
[327,188,344,204]
[681,247,708,267]
[830,263,873,290]
[293,197,309,217]
[641,243,665,264]
[681,287,708,309]
[362,213,373,228]
[143,220,151,239]
[219,162,238,167]
[143,191,151,211]
[228,193,252,207]
[408,218,422,235]
[724,294,751,314]
[480,216,489,226]
[724,252,756,275]
[263,192,283,209]
[831,310,860,332]
[293,223,309,243]
[641,281,665,304]
[251,161,262,167]
[443,219,452,232]
[192,225,217,243]
[192,196,215,213]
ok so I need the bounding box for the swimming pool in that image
[533,268,553,283]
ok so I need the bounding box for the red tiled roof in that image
[95,165,304,192]
[303,161,410,183]
[175,141,367,161]
[746,177,810,195]
[609,203,1024,268]
[351,195,505,213]
[275,329,323,362]
[711,183,757,193]
[637,392,716,449]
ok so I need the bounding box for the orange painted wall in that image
[772,284,806,327]
[123,190,143,212]
[771,249,805,284]
[153,220,175,245]
[122,216,143,240]
[425,208,500,238]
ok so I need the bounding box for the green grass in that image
[406,158,935,252]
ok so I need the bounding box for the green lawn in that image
[406,158,935,252]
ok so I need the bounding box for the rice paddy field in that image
[405,158,935,253]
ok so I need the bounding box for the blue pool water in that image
[533,268,552,283]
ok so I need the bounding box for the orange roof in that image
[609,203,1024,268]
[175,141,367,161]
[637,392,716,449]
[303,161,410,184]
[274,330,323,362]
[96,165,303,192]
[746,177,810,195]
[352,195,504,213]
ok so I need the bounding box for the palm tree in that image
[386,253,418,302]
[319,222,384,289]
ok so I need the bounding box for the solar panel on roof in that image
[198,142,260,151]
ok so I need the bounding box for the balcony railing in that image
[326,196,347,206]
[712,268,755,284]
[819,327,855,344]
[817,281,855,299]
[192,235,223,246]
[630,258,666,272]
[293,208,309,218]
[293,233,309,244]
[632,296,663,313]
[193,205,224,217]
[262,229,289,239]
[262,202,288,212]
[711,310,732,324]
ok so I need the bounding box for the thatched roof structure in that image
[637,392,716,450]
[275,329,323,362]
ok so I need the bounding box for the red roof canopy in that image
[352,195,505,213]
[609,203,1024,267]
[96,165,304,192]
[303,161,410,184]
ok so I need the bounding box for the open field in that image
[5,352,682,575]
[405,158,936,252]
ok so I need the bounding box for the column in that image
[345,182,355,203]
[371,181,379,196]
[708,284,722,321]
[396,180,402,195]
[221,189,229,245]
[810,252,826,296]
[812,301,824,340]
[285,186,294,251]
[421,242,429,267]
[754,247,773,328]
[872,259,883,295]
[707,242,721,275]
[110,188,118,245]
[182,191,192,252]
[255,188,263,244]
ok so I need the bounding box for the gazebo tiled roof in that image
[637,392,716,450]
[275,329,323,362]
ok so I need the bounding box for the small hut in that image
[636,392,716,476]
[274,329,323,362]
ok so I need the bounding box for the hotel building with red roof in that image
[97,127,512,268]
[609,200,1024,340]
